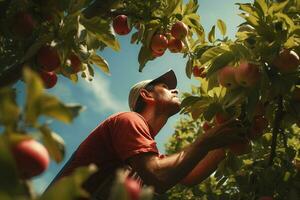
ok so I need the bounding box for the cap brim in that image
[149,69,177,89]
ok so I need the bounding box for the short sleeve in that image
[111,112,159,161]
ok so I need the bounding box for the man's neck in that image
[139,108,168,137]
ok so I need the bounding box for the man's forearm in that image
[146,136,211,193]
[180,148,226,186]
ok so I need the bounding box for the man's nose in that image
[171,89,179,94]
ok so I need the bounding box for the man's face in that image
[151,82,181,116]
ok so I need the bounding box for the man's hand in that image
[199,119,246,151]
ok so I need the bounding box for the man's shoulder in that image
[109,111,144,121]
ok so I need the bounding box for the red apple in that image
[150,34,168,54]
[12,11,36,37]
[273,49,300,73]
[248,115,268,140]
[234,61,260,87]
[37,46,60,72]
[229,139,251,155]
[258,196,273,200]
[202,121,212,132]
[193,66,205,77]
[11,139,50,179]
[124,178,141,200]
[171,21,188,40]
[217,66,238,89]
[69,53,81,73]
[40,71,57,89]
[215,113,230,124]
[168,38,184,53]
[113,15,131,35]
[151,49,165,57]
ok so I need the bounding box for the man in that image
[47,69,245,199]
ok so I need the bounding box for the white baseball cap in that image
[128,69,177,111]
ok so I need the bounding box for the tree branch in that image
[268,96,284,166]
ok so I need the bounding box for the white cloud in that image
[80,75,127,113]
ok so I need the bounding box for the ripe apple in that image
[202,121,212,132]
[193,66,205,77]
[113,15,131,35]
[151,49,165,57]
[217,66,238,89]
[248,115,268,140]
[37,46,60,72]
[168,38,184,53]
[11,139,50,179]
[214,113,230,124]
[150,34,168,54]
[229,140,251,155]
[273,49,300,73]
[12,11,36,37]
[234,61,260,87]
[124,178,141,200]
[40,70,58,89]
[69,53,81,73]
[258,196,273,200]
[171,21,188,40]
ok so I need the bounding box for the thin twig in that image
[268,96,283,166]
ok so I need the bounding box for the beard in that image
[156,98,181,117]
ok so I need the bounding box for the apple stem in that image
[268,96,283,166]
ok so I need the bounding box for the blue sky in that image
[18,0,250,194]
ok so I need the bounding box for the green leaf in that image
[0,136,19,194]
[90,54,110,75]
[254,0,268,16]
[180,95,202,109]
[185,58,193,79]
[80,16,120,51]
[138,46,153,72]
[208,25,215,43]
[40,125,65,163]
[269,0,289,14]
[0,88,19,127]
[237,3,259,18]
[39,95,84,124]
[203,103,221,121]
[207,51,235,77]
[40,164,98,200]
[217,19,227,36]
[200,46,228,65]
[165,0,182,17]
[183,0,199,15]
[68,0,90,14]
[24,67,44,125]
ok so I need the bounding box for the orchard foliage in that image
[0,0,202,199]
[166,0,300,199]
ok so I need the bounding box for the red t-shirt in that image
[51,112,159,197]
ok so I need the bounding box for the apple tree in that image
[165,0,300,199]
[0,0,204,199]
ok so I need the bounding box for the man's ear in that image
[140,89,154,103]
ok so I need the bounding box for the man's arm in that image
[180,148,225,186]
[127,120,245,193]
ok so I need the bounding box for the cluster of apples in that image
[150,21,188,57]
[10,139,50,179]
[35,45,82,89]
[217,61,260,89]
[202,102,268,156]
[112,15,188,57]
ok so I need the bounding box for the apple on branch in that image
[37,45,61,72]
[39,70,58,89]
[11,139,50,179]
[234,61,260,87]
[113,15,131,35]
[273,49,300,73]
[168,38,184,53]
[150,34,168,54]
[171,21,188,40]
[217,66,239,89]
[192,66,205,77]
